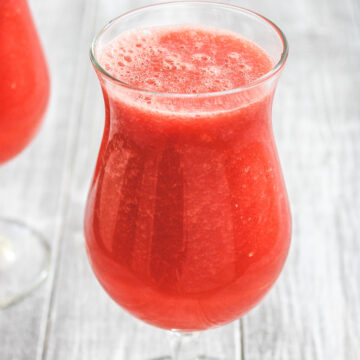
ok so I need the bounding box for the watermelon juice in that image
[0,0,50,164]
[85,24,291,331]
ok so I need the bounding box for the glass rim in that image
[90,0,289,98]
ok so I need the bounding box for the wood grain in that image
[241,0,360,359]
[0,0,359,359]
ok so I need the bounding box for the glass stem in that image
[169,331,200,360]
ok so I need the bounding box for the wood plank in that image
[0,0,96,359]
[241,0,360,358]
[42,1,240,359]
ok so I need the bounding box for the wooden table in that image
[1,0,359,359]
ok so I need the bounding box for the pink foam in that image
[99,25,273,94]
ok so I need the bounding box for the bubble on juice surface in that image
[192,54,214,64]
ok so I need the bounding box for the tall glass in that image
[85,2,290,358]
[0,0,50,308]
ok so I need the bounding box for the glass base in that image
[150,332,221,360]
[0,218,50,309]
[151,357,219,360]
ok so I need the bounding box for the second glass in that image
[0,0,50,308]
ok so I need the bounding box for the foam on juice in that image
[99,25,273,94]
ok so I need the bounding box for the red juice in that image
[0,0,50,164]
[85,25,291,331]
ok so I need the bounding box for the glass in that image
[85,1,290,358]
[0,0,50,308]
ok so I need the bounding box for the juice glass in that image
[0,0,50,308]
[85,2,290,358]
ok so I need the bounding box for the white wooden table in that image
[1,0,359,359]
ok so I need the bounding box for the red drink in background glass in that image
[0,0,50,164]
[85,23,291,331]
[0,0,50,309]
